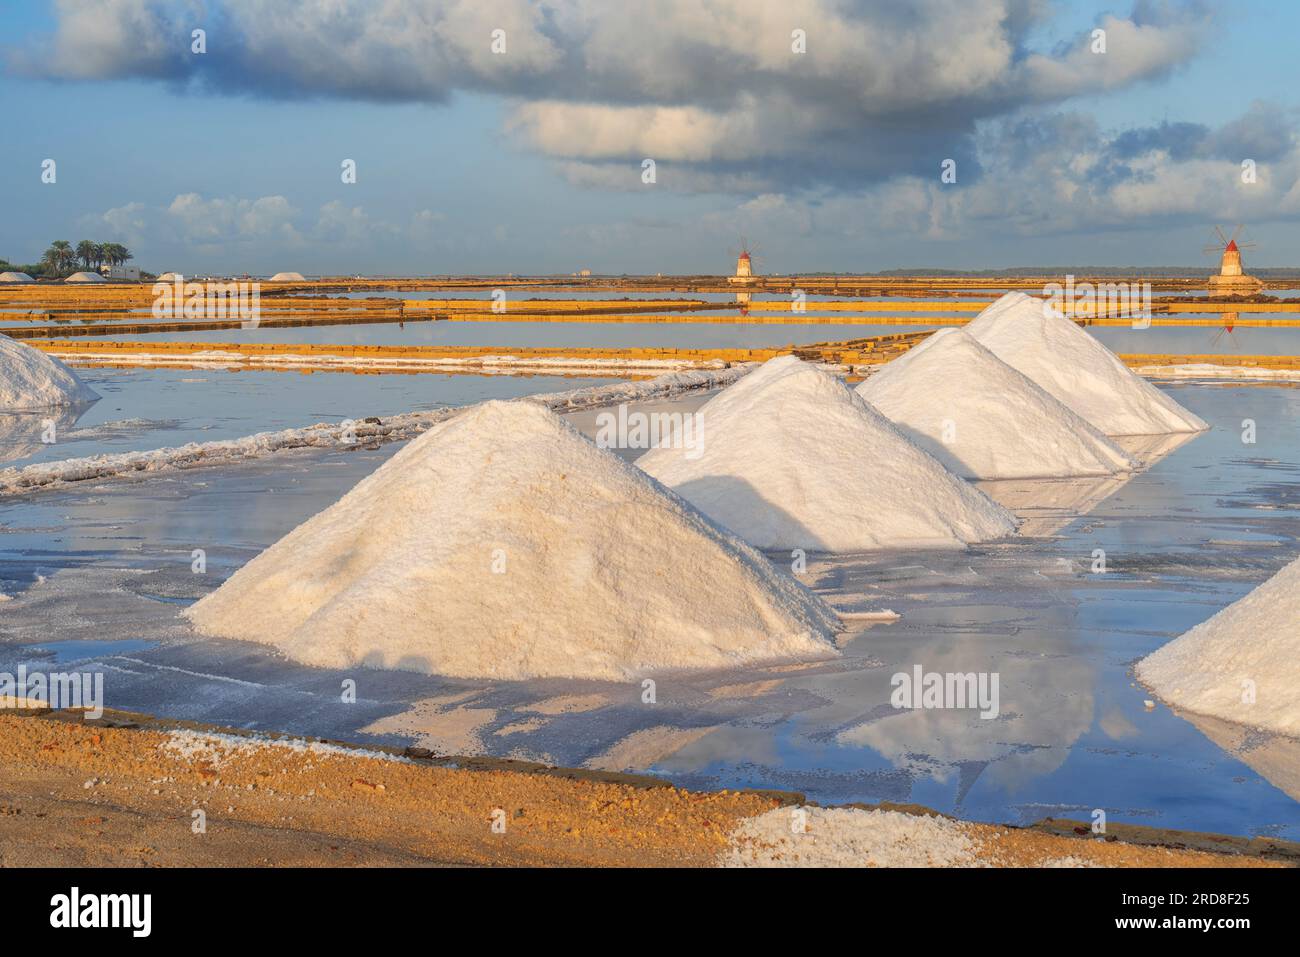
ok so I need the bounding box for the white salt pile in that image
[1137,554,1300,737]
[636,355,1017,551]
[0,334,100,411]
[268,271,306,282]
[858,329,1137,479]
[63,271,106,283]
[966,292,1208,435]
[721,806,981,867]
[185,400,841,681]
[0,272,34,284]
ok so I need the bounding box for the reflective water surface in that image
[0,379,1297,838]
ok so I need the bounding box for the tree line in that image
[39,240,135,276]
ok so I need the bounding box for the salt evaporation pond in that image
[0,366,618,470]
[74,317,1300,355]
[91,320,946,348]
[0,378,1297,839]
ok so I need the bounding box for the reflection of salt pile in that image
[858,329,1136,479]
[967,293,1208,435]
[637,356,1016,551]
[186,400,840,681]
[0,334,100,411]
[1137,555,1300,736]
[0,408,84,465]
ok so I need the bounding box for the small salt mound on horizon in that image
[858,329,1137,480]
[967,292,1208,436]
[0,334,100,411]
[636,356,1017,551]
[268,271,306,282]
[185,399,841,681]
[1137,554,1300,737]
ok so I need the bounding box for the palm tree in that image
[45,240,75,276]
[102,243,133,269]
[76,240,97,269]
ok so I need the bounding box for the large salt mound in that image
[0,334,100,411]
[185,400,840,681]
[636,356,1017,551]
[64,271,106,283]
[966,292,1208,435]
[0,272,34,284]
[857,329,1137,479]
[1137,555,1300,736]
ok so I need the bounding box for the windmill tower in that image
[727,237,759,285]
[1206,226,1263,295]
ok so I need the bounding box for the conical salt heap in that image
[636,356,1017,551]
[966,293,1208,436]
[185,400,840,681]
[857,329,1137,480]
[0,333,100,411]
[1137,554,1300,736]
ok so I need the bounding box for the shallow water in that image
[0,367,618,469]
[82,317,1300,355]
[0,381,1297,838]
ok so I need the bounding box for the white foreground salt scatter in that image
[858,329,1137,479]
[1137,554,1300,736]
[637,355,1017,551]
[721,806,981,867]
[0,334,99,411]
[185,400,840,681]
[966,293,1208,435]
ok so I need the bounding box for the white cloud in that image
[19,1,1211,192]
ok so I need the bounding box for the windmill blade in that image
[1214,225,1229,245]
[1231,225,1244,243]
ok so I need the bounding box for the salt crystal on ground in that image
[185,400,840,681]
[637,355,1017,551]
[1137,554,1300,736]
[858,328,1137,479]
[0,334,99,411]
[721,806,981,867]
[966,293,1208,436]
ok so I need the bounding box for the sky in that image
[1,0,1299,276]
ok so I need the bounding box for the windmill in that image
[1203,226,1260,348]
[727,236,763,283]
[1205,225,1263,301]
[726,236,762,315]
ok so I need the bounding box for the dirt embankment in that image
[0,711,1287,868]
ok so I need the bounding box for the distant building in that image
[102,265,141,280]
[727,250,756,285]
[1207,237,1263,296]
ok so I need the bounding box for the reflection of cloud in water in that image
[835,602,1095,796]
[979,432,1199,536]
[0,405,89,465]
[1180,711,1300,804]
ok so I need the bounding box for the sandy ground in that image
[0,710,1286,868]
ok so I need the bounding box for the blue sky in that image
[2,1,1299,275]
